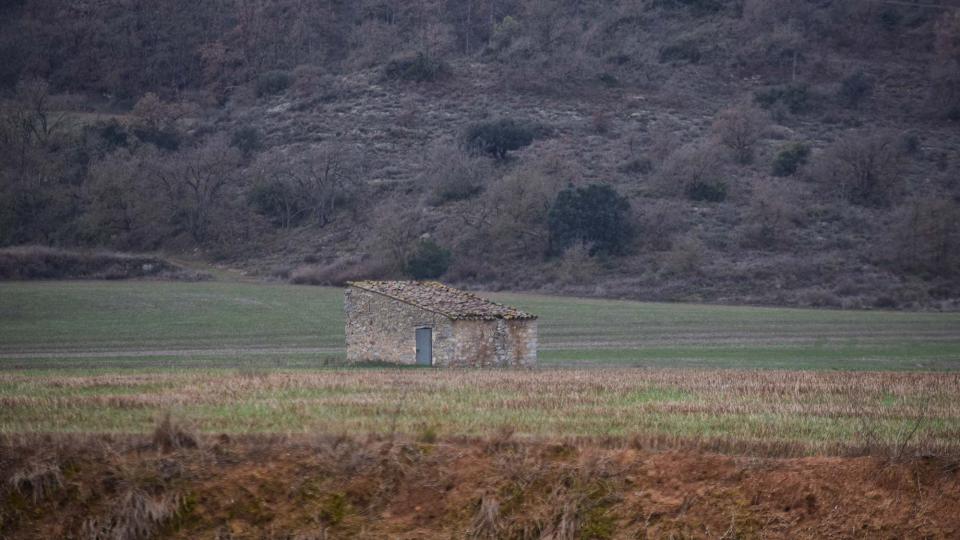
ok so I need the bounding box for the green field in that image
[2,280,959,371]
[2,280,960,451]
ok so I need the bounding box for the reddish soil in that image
[2,435,958,539]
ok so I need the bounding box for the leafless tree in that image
[148,136,242,242]
[711,104,768,165]
[894,196,960,276]
[814,131,904,207]
[251,142,364,229]
[657,141,726,196]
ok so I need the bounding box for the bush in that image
[663,234,705,274]
[0,246,206,281]
[620,157,653,175]
[423,141,490,204]
[685,180,727,202]
[132,126,180,151]
[814,131,904,207]
[464,118,538,159]
[231,126,263,157]
[405,239,452,279]
[96,120,129,149]
[771,142,810,176]
[384,53,451,82]
[256,70,292,97]
[755,84,812,114]
[838,71,872,108]
[657,141,727,198]
[659,39,702,64]
[548,184,633,256]
[597,73,619,87]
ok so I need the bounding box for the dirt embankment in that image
[2,434,958,539]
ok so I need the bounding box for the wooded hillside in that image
[1,0,958,308]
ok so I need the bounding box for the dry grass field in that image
[2,369,959,458]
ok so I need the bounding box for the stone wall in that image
[344,286,453,365]
[450,319,537,367]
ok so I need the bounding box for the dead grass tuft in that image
[469,494,503,539]
[8,460,64,503]
[82,488,185,540]
[150,414,197,453]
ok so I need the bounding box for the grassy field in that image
[2,280,960,371]
[2,280,960,452]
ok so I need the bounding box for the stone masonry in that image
[344,281,537,367]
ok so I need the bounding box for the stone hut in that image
[344,281,537,367]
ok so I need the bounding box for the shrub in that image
[96,120,129,149]
[256,70,292,97]
[663,234,704,274]
[685,180,727,202]
[0,246,205,281]
[548,184,633,256]
[657,141,726,198]
[771,142,810,176]
[423,141,491,204]
[384,53,451,82]
[814,131,904,207]
[901,132,921,156]
[231,126,263,157]
[620,157,653,175]
[597,73,619,87]
[464,118,538,159]
[838,71,872,108]
[405,239,452,279]
[133,126,180,151]
[755,84,812,114]
[740,180,801,250]
[659,39,702,64]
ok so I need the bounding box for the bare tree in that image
[148,136,242,243]
[711,104,768,165]
[657,141,726,197]
[250,142,364,229]
[468,160,563,255]
[2,78,67,151]
[814,131,904,207]
[894,196,960,277]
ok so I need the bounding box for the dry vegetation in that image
[2,431,959,539]
[0,246,207,281]
[3,369,959,458]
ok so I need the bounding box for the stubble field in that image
[1,280,959,454]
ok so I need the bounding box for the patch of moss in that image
[579,504,616,539]
[320,492,350,526]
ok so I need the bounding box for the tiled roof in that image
[348,281,537,321]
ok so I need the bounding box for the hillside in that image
[1,0,958,309]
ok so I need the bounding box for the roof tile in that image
[348,281,536,320]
